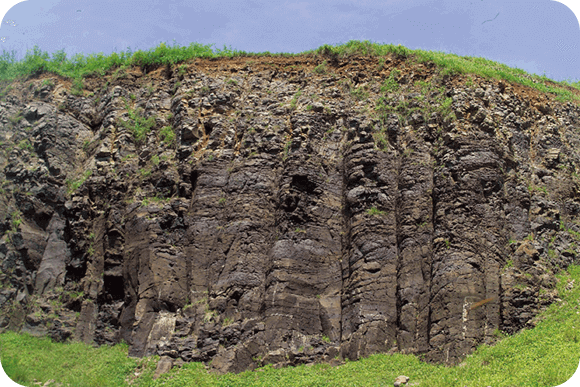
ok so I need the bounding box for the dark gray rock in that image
[1,55,579,374]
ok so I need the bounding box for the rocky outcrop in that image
[1,54,579,373]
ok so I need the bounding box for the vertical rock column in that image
[263,151,343,353]
[208,154,278,322]
[119,197,188,356]
[428,138,506,363]
[34,214,69,294]
[119,208,156,355]
[396,141,434,354]
[182,153,279,369]
[340,139,399,359]
[74,215,106,344]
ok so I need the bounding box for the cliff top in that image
[1,40,579,105]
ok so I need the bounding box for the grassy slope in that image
[0,40,579,104]
[1,265,579,387]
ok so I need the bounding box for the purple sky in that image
[0,1,578,82]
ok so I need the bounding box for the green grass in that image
[139,168,152,178]
[2,265,579,386]
[160,125,176,146]
[117,99,156,145]
[0,333,138,387]
[65,170,92,194]
[17,139,33,151]
[366,206,386,216]
[0,40,576,103]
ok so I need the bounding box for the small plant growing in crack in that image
[366,206,386,216]
[313,61,328,74]
[203,307,218,323]
[282,139,292,161]
[117,102,155,146]
[290,89,302,110]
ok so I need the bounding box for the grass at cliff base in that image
[1,265,579,386]
[0,333,136,387]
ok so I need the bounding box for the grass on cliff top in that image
[1,264,580,387]
[0,40,578,104]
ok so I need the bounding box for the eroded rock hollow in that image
[1,54,579,373]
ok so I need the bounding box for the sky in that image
[0,1,578,82]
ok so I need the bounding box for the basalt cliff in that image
[1,53,579,373]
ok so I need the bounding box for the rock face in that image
[1,54,579,373]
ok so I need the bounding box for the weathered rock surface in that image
[1,54,579,373]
